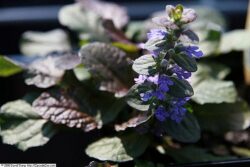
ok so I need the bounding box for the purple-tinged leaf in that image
[32,91,98,132]
[115,113,151,131]
[79,42,132,97]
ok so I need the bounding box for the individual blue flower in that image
[134,75,147,84]
[153,89,166,100]
[169,106,187,123]
[183,45,203,58]
[158,75,174,92]
[155,106,169,121]
[140,91,153,102]
[169,98,189,123]
[171,65,191,79]
[147,29,167,41]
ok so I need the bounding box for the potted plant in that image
[1,0,250,166]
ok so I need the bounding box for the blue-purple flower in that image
[168,98,189,123]
[155,106,168,121]
[147,29,167,41]
[158,75,174,92]
[140,91,153,102]
[183,45,203,58]
[171,65,191,79]
[153,89,166,100]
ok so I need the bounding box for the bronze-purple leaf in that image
[115,114,150,131]
[25,54,65,88]
[32,92,98,132]
[79,42,133,97]
[102,19,132,44]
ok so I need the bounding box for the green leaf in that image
[189,6,225,56]
[126,84,150,111]
[219,30,250,54]
[20,29,71,56]
[86,133,150,162]
[169,77,194,98]
[144,39,166,52]
[135,160,154,167]
[165,146,234,163]
[79,42,132,97]
[179,29,199,44]
[132,54,156,75]
[232,146,250,157]
[73,65,91,81]
[0,100,57,151]
[78,0,129,29]
[127,98,150,111]
[125,21,148,42]
[192,79,237,104]
[0,56,23,77]
[58,4,108,41]
[172,53,197,72]
[162,112,200,143]
[193,100,250,133]
[98,98,127,125]
[190,62,230,86]
[112,42,139,53]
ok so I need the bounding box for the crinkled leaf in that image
[219,30,250,54]
[190,62,230,86]
[169,77,194,98]
[0,100,57,151]
[59,4,108,41]
[102,19,131,44]
[79,42,132,97]
[144,39,166,52]
[25,54,65,88]
[115,113,151,131]
[172,52,197,72]
[193,100,250,133]
[85,133,150,162]
[32,91,98,132]
[20,29,71,56]
[54,52,81,70]
[165,146,234,163]
[162,112,200,143]
[77,0,129,29]
[192,79,237,104]
[132,54,156,75]
[0,56,23,77]
[126,84,150,111]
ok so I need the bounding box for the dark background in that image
[0,0,249,166]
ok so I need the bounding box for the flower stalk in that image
[130,5,203,123]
